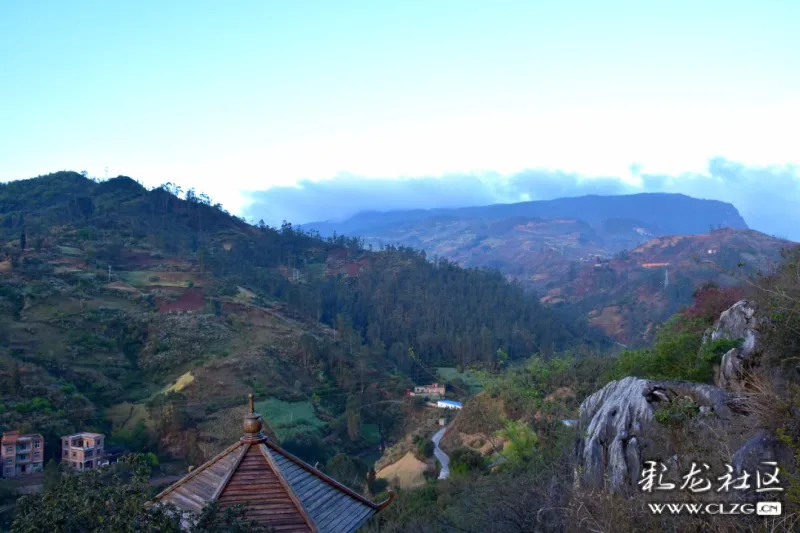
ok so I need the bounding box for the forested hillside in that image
[546,229,791,345]
[304,192,790,346]
[0,171,585,471]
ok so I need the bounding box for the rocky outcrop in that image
[575,377,746,492]
[575,299,796,496]
[732,431,796,476]
[703,299,761,391]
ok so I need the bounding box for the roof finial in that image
[242,394,265,442]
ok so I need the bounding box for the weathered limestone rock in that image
[732,431,795,472]
[703,299,761,391]
[575,377,746,492]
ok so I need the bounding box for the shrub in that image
[608,314,740,383]
[496,419,539,467]
[450,447,486,475]
[325,453,368,491]
[369,477,388,495]
[413,436,434,459]
[654,396,700,428]
[684,284,745,323]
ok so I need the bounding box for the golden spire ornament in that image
[242,394,265,442]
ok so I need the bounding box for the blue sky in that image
[1,1,799,233]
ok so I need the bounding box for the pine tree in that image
[42,459,60,493]
[346,394,360,441]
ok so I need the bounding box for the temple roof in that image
[154,395,392,533]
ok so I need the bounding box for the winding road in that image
[432,427,450,480]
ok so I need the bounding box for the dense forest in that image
[0,171,586,374]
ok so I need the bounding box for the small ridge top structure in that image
[154,394,393,532]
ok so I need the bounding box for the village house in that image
[61,432,106,471]
[1,431,44,478]
[436,400,463,410]
[406,383,446,400]
[153,395,393,532]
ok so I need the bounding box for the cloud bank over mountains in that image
[244,158,800,241]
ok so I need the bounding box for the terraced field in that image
[437,367,485,393]
[255,398,327,441]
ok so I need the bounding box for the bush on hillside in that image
[607,314,741,383]
[450,447,486,476]
[412,435,435,460]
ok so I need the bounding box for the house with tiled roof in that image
[153,395,393,532]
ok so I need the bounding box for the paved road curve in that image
[432,427,450,480]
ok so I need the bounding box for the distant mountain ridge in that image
[301,192,797,345]
[303,193,749,238]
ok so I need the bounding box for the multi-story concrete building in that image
[61,432,105,471]
[2,431,45,478]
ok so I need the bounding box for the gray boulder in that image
[703,299,761,391]
[576,377,746,492]
[731,430,796,476]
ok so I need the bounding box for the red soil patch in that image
[158,288,206,313]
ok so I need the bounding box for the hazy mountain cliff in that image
[303,193,749,238]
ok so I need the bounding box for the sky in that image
[1,1,799,236]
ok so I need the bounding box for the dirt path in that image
[432,427,450,480]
